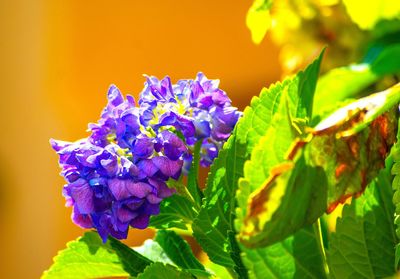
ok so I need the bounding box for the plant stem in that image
[313,218,329,277]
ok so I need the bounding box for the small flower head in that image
[139,72,241,168]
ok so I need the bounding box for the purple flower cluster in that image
[51,73,240,241]
[139,72,241,169]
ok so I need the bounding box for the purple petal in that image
[130,214,150,229]
[107,85,124,107]
[152,156,183,178]
[125,181,153,198]
[108,178,131,201]
[159,130,187,160]
[137,159,158,178]
[72,206,93,228]
[132,136,154,158]
[68,179,94,214]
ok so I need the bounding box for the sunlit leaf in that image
[149,194,197,230]
[42,232,152,278]
[328,166,397,278]
[136,262,193,279]
[155,230,206,271]
[314,44,400,119]
[192,51,324,272]
[241,225,327,279]
[238,84,399,248]
[391,119,400,269]
[133,239,174,265]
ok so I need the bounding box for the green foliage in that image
[133,239,174,265]
[314,44,400,119]
[235,52,324,246]
[192,134,245,268]
[246,0,272,44]
[187,140,204,206]
[328,167,397,278]
[241,226,327,279]
[42,232,152,279]
[238,84,400,248]
[155,230,206,271]
[136,263,193,279]
[391,122,400,269]
[193,51,323,270]
[149,194,197,230]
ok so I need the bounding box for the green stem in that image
[313,218,329,277]
[168,180,201,211]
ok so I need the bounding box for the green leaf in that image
[246,0,272,44]
[391,117,400,269]
[239,84,399,248]
[192,50,324,269]
[136,263,193,279]
[235,52,324,246]
[371,44,400,75]
[328,167,397,278]
[228,231,249,279]
[133,239,174,265]
[42,232,152,279]
[241,225,327,279]
[314,44,400,119]
[155,230,206,271]
[149,194,197,230]
[313,64,377,119]
[187,140,204,206]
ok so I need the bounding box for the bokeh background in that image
[0,1,281,278]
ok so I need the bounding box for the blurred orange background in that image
[0,1,281,278]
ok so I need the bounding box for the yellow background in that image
[0,1,281,277]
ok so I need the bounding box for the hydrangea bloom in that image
[51,88,187,242]
[51,73,241,241]
[139,72,241,168]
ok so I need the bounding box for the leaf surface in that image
[136,263,193,279]
[149,194,197,230]
[328,167,397,278]
[192,50,324,270]
[42,232,152,278]
[155,230,205,271]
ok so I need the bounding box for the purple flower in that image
[139,72,241,168]
[51,121,184,242]
[51,73,240,241]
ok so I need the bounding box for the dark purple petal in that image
[137,159,158,178]
[68,179,94,214]
[100,158,118,177]
[146,194,163,204]
[132,136,154,158]
[152,156,183,178]
[115,205,138,223]
[158,112,195,138]
[108,178,131,201]
[125,181,153,198]
[148,178,174,198]
[130,214,150,229]
[158,130,187,160]
[72,206,93,228]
